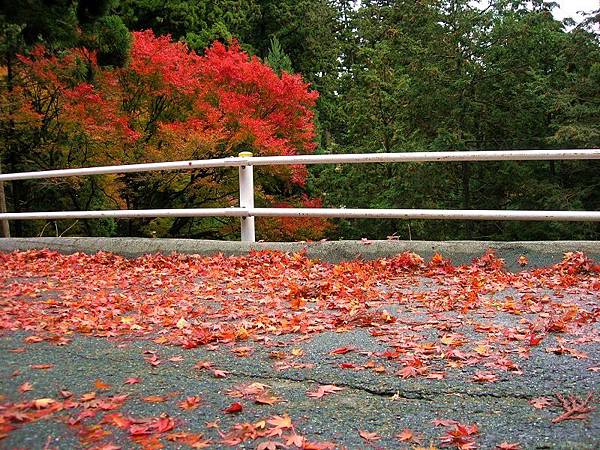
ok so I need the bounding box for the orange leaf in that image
[143,395,167,403]
[397,428,414,442]
[33,398,56,409]
[19,382,33,393]
[359,430,381,442]
[178,396,201,410]
[307,384,344,399]
[80,392,96,402]
[529,397,553,409]
[95,379,111,390]
[255,393,281,405]
[267,414,292,429]
[31,364,53,370]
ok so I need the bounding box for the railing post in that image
[238,151,255,242]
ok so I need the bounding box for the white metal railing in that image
[0,149,599,242]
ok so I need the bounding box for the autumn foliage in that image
[7,30,327,239]
[1,249,599,448]
[0,249,599,447]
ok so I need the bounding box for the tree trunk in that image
[1,45,13,238]
[0,162,9,237]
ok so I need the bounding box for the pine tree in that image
[266,36,292,75]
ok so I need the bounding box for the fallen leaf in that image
[256,441,286,450]
[529,397,553,409]
[224,402,243,414]
[359,430,381,442]
[95,379,111,390]
[205,419,220,429]
[143,395,167,403]
[80,392,96,402]
[255,393,282,405]
[439,422,479,449]
[472,371,499,383]
[397,428,415,442]
[19,382,33,393]
[285,434,305,447]
[103,413,132,429]
[176,317,190,329]
[212,369,230,378]
[433,418,459,427]
[552,393,596,423]
[60,390,73,399]
[329,346,354,355]
[33,398,56,409]
[307,384,344,399]
[178,396,201,410]
[497,443,521,449]
[194,361,214,370]
[267,414,292,429]
[291,348,304,357]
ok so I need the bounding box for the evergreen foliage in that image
[266,36,292,75]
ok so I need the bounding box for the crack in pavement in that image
[1,342,581,404]
[222,368,541,402]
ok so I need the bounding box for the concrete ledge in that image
[0,237,599,269]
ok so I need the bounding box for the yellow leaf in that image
[33,398,56,409]
[176,317,190,329]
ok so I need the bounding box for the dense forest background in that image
[1,0,599,241]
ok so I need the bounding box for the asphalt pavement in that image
[0,241,599,449]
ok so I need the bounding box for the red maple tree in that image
[9,30,329,239]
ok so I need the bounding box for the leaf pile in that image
[1,249,599,448]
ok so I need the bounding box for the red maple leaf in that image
[472,371,498,383]
[224,402,243,414]
[438,422,479,449]
[307,385,344,399]
[329,346,355,355]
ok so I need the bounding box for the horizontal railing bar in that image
[1,208,599,222]
[0,149,599,181]
[247,149,600,166]
[0,158,245,182]
[251,208,600,222]
[0,208,248,220]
